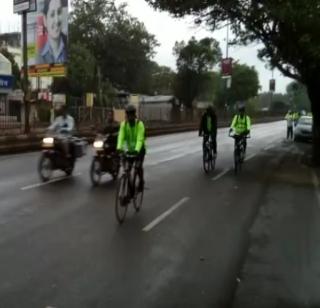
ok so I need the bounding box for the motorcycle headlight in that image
[43,137,54,146]
[93,140,104,149]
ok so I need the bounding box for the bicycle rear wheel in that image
[133,171,144,212]
[210,147,216,171]
[115,175,129,224]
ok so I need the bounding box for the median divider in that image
[0,117,283,155]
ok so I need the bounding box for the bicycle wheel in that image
[210,147,216,171]
[203,147,210,173]
[234,150,240,174]
[115,174,129,224]
[133,171,144,212]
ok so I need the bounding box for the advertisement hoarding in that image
[14,0,30,13]
[221,58,233,76]
[0,75,14,93]
[27,0,68,77]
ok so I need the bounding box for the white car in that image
[294,116,313,141]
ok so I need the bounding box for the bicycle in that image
[202,135,216,173]
[229,132,250,174]
[115,153,144,224]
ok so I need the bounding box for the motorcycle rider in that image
[102,109,119,152]
[49,105,75,158]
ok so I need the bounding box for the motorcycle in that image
[38,135,87,182]
[90,134,120,186]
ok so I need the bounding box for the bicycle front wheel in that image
[203,148,210,173]
[234,150,241,174]
[133,171,144,212]
[115,175,129,224]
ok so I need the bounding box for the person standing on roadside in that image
[285,110,294,140]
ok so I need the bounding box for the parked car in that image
[294,116,313,141]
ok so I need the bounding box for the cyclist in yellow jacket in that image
[117,105,146,191]
[229,105,251,152]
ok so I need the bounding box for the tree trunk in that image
[306,80,320,165]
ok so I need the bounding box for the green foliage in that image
[286,81,311,112]
[213,63,260,109]
[68,42,96,96]
[0,48,21,89]
[173,37,221,107]
[70,0,158,95]
[145,0,320,84]
[228,64,260,105]
[149,62,176,95]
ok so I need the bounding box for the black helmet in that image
[206,105,213,113]
[238,102,246,112]
[125,104,137,115]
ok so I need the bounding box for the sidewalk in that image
[233,142,320,308]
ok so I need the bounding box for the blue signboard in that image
[0,75,14,93]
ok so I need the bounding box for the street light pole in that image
[22,11,30,133]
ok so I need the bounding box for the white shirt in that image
[49,115,75,134]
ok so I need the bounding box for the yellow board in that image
[86,93,94,107]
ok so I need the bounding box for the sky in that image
[1,0,292,93]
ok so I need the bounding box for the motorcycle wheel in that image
[65,159,75,177]
[90,158,102,186]
[38,154,53,182]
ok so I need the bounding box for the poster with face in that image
[27,0,68,76]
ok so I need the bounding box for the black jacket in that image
[199,112,217,136]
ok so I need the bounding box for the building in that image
[0,32,22,67]
[0,52,14,117]
[0,32,52,91]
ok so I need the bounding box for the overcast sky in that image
[2,0,292,93]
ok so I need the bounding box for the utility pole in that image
[22,11,30,133]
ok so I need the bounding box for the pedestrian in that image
[285,110,294,140]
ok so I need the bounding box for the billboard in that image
[27,0,68,77]
[221,58,233,76]
[14,0,30,13]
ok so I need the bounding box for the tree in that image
[68,42,96,97]
[227,63,259,106]
[286,81,311,112]
[0,48,21,89]
[149,62,176,95]
[145,0,320,162]
[173,37,221,108]
[70,0,158,95]
[212,63,259,110]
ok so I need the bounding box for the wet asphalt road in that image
[0,121,286,308]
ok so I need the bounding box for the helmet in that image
[238,102,246,112]
[206,105,213,113]
[125,104,137,115]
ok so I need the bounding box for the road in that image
[0,121,291,307]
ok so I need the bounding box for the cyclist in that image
[199,105,218,156]
[229,104,251,153]
[117,105,146,192]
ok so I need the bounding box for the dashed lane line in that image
[21,173,81,191]
[142,197,190,232]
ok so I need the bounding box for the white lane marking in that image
[264,144,275,151]
[245,153,257,161]
[21,173,81,191]
[142,197,190,232]
[312,172,320,206]
[212,169,230,181]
